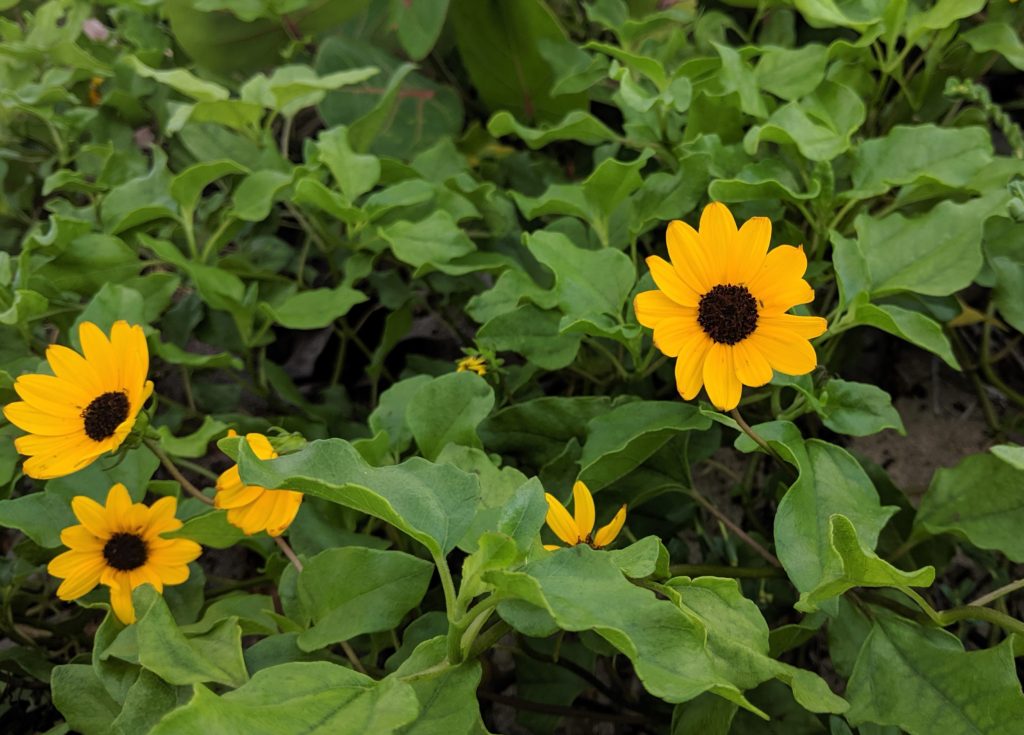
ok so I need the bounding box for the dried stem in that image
[143,438,213,506]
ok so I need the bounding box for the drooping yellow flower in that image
[3,321,153,479]
[634,202,827,411]
[215,431,302,537]
[456,355,487,376]
[47,483,201,624]
[544,481,627,550]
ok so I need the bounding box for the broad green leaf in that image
[238,438,481,557]
[755,44,828,101]
[0,491,76,547]
[406,372,495,461]
[50,664,120,735]
[170,159,249,213]
[450,0,585,122]
[817,379,904,437]
[379,211,476,270]
[369,375,433,454]
[155,416,229,458]
[130,585,248,687]
[846,616,1024,734]
[983,216,1024,332]
[292,177,365,224]
[100,149,177,234]
[297,547,433,651]
[905,0,986,44]
[393,637,486,734]
[735,423,898,596]
[149,662,419,735]
[394,0,450,61]
[847,125,992,200]
[962,22,1024,71]
[579,401,711,491]
[317,126,380,201]
[744,81,865,162]
[526,230,635,318]
[795,514,934,612]
[232,170,295,222]
[110,669,179,735]
[833,296,958,369]
[477,304,582,371]
[240,65,380,118]
[260,286,368,330]
[991,444,1024,471]
[128,56,230,101]
[915,453,1024,562]
[708,158,820,204]
[667,576,847,714]
[793,0,885,30]
[168,510,244,549]
[487,110,618,148]
[672,695,738,735]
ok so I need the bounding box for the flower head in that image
[4,321,153,479]
[215,431,302,537]
[544,481,626,550]
[456,355,487,376]
[634,202,827,411]
[48,483,201,624]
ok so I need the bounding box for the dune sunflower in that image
[3,320,153,480]
[48,483,201,624]
[544,481,627,550]
[215,431,303,537]
[634,202,827,411]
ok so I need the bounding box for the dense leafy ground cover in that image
[1,1,1024,733]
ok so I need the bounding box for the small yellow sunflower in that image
[215,431,303,537]
[48,483,201,624]
[634,202,827,411]
[456,355,487,376]
[3,320,153,480]
[544,481,627,550]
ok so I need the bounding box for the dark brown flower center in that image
[103,532,148,571]
[82,391,130,441]
[697,284,759,345]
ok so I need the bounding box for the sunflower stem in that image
[969,578,1024,608]
[729,408,792,476]
[143,438,213,506]
[432,551,464,664]
[684,486,781,568]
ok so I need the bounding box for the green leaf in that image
[50,664,120,735]
[240,65,380,118]
[405,372,495,461]
[914,453,1024,562]
[450,0,585,122]
[817,378,904,437]
[128,56,230,101]
[991,444,1024,471]
[297,547,434,651]
[260,286,368,330]
[736,424,898,596]
[755,44,828,101]
[579,401,711,491]
[846,616,1024,734]
[795,514,934,612]
[369,375,433,454]
[487,110,618,148]
[847,125,993,200]
[394,0,450,61]
[170,159,249,214]
[232,170,295,222]
[168,510,244,549]
[237,438,481,557]
[983,216,1024,333]
[793,0,885,30]
[392,637,486,734]
[835,297,958,369]
[0,491,76,548]
[744,81,865,162]
[155,416,229,458]
[317,126,380,201]
[130,585,248,687]
[149,662,419,735]
[708,159,821,204]
[962,22,1024,71]
[110,669,180,735]
[379,211,476,271]
[476,304,582,370]
[100,149,177,234]
[905,0,986,44]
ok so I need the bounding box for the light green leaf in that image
[709,159,821,203]
[297,547,434,651]
[100,149,177,234]
[128,56,230,101]
[51,665,120,735]
[111,669,179,735]
[835,297,958,369]
[817,378,904,437]
[237,438,481,557]
[260,286,368,330]
[0,491,76,548]
[155,416,229,458]
[793,0,885,30]
[983,216,1024,332]
[991,444,1024,471]
[487,109,618,148]
[392,637,486,734]
[755,44,828,101]
[379,211,476,270]
[796,514,934,612]
[317,126,380,201]
[232,170,295,222]
[962,22,1024,71]
[476,304,582,370]
[915,453,1024,562]
[846,616,1024,734]
[170,159,249,214]
[406,372,495,461]
[168,510,243,549]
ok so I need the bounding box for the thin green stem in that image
[969,578,1024,609]
[143,438,213,505]
[981,301,1024,409]
[684,486,781,568]
[668,563,784,579]
[433,552,463,664]
[587,338,629,380]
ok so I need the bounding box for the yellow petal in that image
[105,483,134,530]
[646,256,700,308]
[758,313,827,339]
[748,246,813,313]
[734,216,771,283]
[673,332,713,400]
[148,537,202,566]
[702,343,743,410]
[572,481,595,539]
[148,562,189,586]
[245,433,278,460]
[216,464,244,495]
[544,493,580,546]
[666,219,714,293]
[142,496,182,539]
[216,482,265,510]
[71,495,113,539]
[634,290,685,329]
[107,578,136,624]
[54,556,105,601]
[45,344,106,396]
[593,505,627,548]
[652,314,702,358]
[79,321,117,391]
[60,525,104,551]
[543,544,562,551]
[12,374,89,415]
[698,202,738,284]
[732,339,773,387]
[265,491,303,537]
[749,331,818,376]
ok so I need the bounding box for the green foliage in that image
[1,0,1023,733]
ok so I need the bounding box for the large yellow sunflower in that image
[48,483,201,624]
[215,431,303,537]
[3,320,153,479]
[634,202,827,411]
[544,481,627,550]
